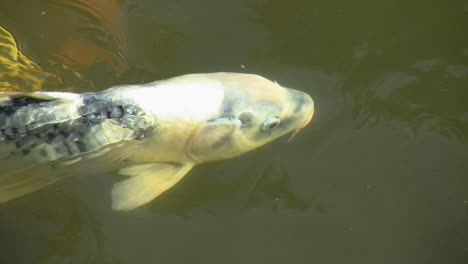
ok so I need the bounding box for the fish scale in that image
[0,92,155,163]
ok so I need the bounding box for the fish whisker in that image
[288,129,300,142]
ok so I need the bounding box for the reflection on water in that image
[343,60,468,140]
[144,156,325,218]
[0,25,56,92]
[0,189,109,264]
[243,162,327,213]
[43,0,129,73]
[0,0,129,91]
[248,0,468,141]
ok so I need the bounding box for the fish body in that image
[0,72,314,210]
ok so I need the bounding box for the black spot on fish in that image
[64,142,73,156]
[109,106,124,118]
[239,112,254,128]
[222,105,233,115]
[0,97,51,117]
[293,98,306,114]
[15,140,24,148]
[10,97,50,107]
[45,133,55,143]
[40,149,48,158]
[289,90,307,114]
[1,92,155,163]
[75,140,87,153]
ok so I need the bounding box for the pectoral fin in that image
[111,163,193,211]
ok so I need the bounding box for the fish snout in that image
[287,89,314,141]
[289,89,314,128]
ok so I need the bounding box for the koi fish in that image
[0,73,314,210]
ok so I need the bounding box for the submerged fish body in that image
[0,72,314,210]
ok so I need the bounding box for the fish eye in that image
[262,116,281,131]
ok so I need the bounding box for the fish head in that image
[189,73,314,162]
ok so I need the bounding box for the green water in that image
[1,0,467,263]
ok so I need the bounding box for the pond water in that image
[0,0,467,263]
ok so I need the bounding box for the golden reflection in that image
[0,0,129,92]
[0,25,55,92]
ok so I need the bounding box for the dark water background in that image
[0,0,467,263]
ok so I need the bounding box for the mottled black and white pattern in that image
[0,92,156,163]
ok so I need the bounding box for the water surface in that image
[0,0,467,263]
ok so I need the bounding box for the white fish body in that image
[0,72,314,210]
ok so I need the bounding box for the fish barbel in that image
[0,72,314,210]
